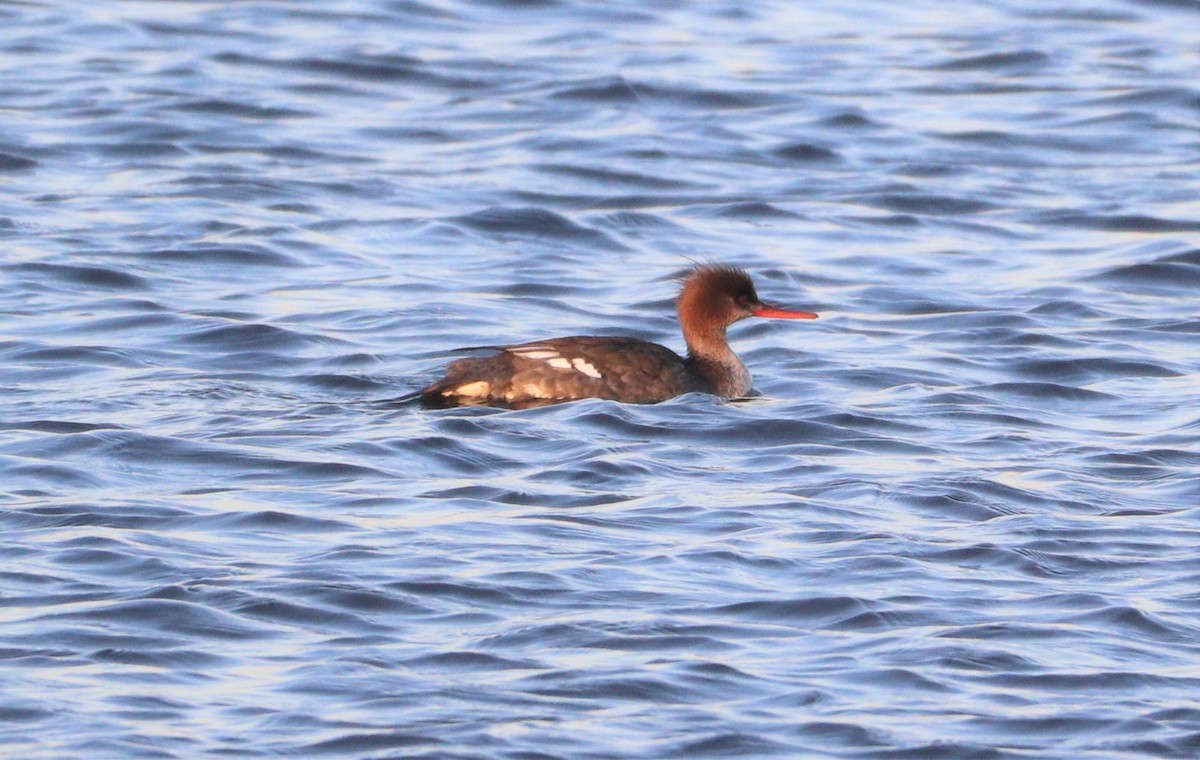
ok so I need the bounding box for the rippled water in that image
[3,0,1200,757]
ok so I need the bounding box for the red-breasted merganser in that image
[420,264,818,409]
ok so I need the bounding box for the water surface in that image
[2,0,1200,757]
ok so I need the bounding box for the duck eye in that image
[736,294,751,306]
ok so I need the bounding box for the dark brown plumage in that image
[420,264,817,409]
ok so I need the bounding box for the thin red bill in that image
[751,304,819,319]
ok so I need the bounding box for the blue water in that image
[3,0,1200,757]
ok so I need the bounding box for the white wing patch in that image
[449,380,490,397]
[513,349,558,360]
[508,345,603,380]
[571,358,602,379]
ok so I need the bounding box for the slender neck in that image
[682,319,731,363]
[682,321,751,398]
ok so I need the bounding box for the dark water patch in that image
[91,645,226,670]
[816,412,930,436]
[552,76,641,104]
[1020,7,1140,21]
[681,416,843,448]
[939,324,1079,350]
[404,650,539,671]
[1088,448,1200,468]
[985,670,1193,694]
[418,484,508,504]
[307,585,433,616]
[381,1,462,22]
[522,670,694,703]
[834,255,939,280]
[1026,300,1105,318]
[502,487,630,508]
[401,435,514,476]
[980,382,1115,402]
[1115,738,1200,759]
[856,192,995,215]
[913,542,1051,576]
[5,502,192,531]
[0,152,37,171]
[3,262,147,291]
[674,732,791,756]
[0,458,105,490]
[1059,110,1168,133]
[580,192,730,211]
[214,51,485,90]
[303,731,441,755]
[529,458,654,489]
[1085,85,1200,108]
[934,129,1018,147]
[141,245,299,268]
[64,599,271,641]
[137,18,276,40]
[52,429,385,482]
[533,162,698,190]
[268,202,321,213]
[234,597,379,631]
[196,509,355,535]
[816,110,878,129]
[897,484,1032,523]
[356,125,456,142]
[795,721,888,749]
[1144,707,1200,723]
[289,373,389,392]
[0,706,56,723]
[90,141,186,159]
[86,119,196,144]
[584,628,732,653]
[1153,320,1200,336]
[0,420,124,434]
[1066,605,1193,641]
[260,144,352,162]
[166,98,313,120]
[49,546,178,580]
[388,579,521,606]
[709,201,801,220]
[670,661,767,695]
[851,286,984,316]
[770,142,840,162]
[1159,248,1200,265]
[594,210,685,232]
[1090,260,1200,291]
[833,606,952,633]
[7,344,142,368]
[926,647,1041,673]
[166,174,294,203]
[1011,543,1152,577]
[1037,210,1200,233]
[889,162,966,178]
[927,49,1051,73]
[1011,357,1181,384]
[453,206,626,250]
[708,596,868,625]
[478,621,601,651]
[182,321,318,352]
[845,213,922,228]
[552,76,779,109]
[935,621,1069,643]
[859,741,1008,759]
[842,667,953,693]
[494,280,590,297]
